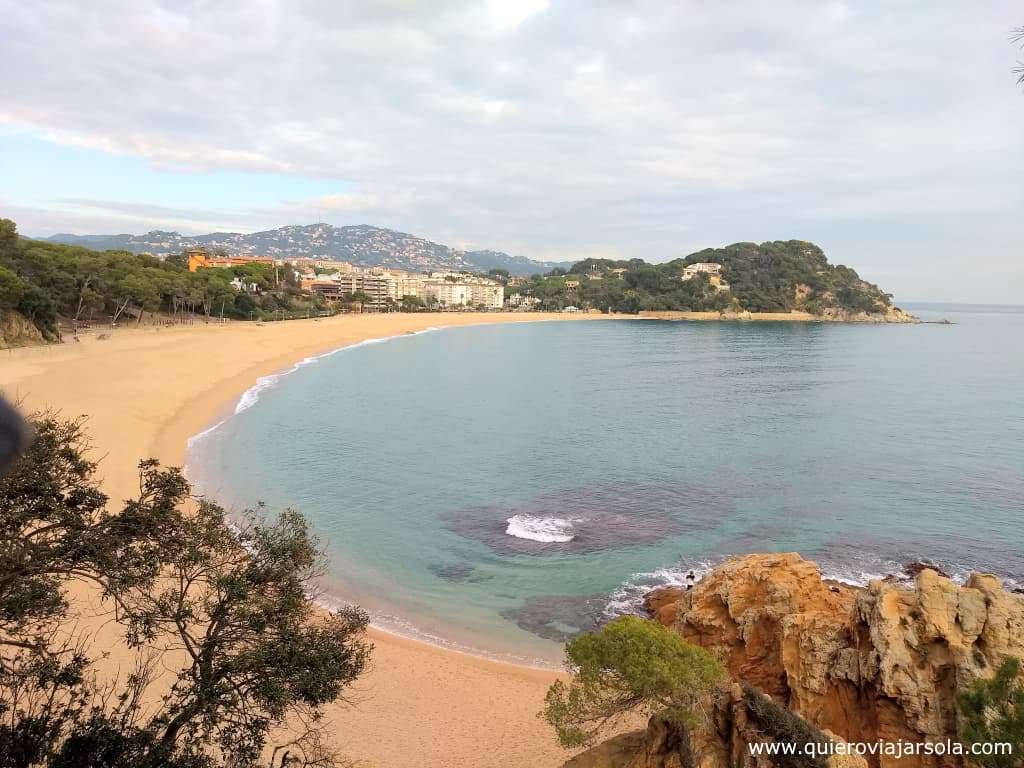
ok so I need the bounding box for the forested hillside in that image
[507,240,896,315]
[1,219,322,338]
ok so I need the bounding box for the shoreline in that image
[181,319,568,670]
[0,311,601,768]
[636,308,920,322]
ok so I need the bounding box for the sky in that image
[1,1,1022,303]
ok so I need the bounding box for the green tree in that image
[541,615,724,749]
[0,219,17,260]
[0,414,371,767]
[0,266,25,310]
[959,657,1024,768]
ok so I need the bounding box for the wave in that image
[604,561,716,619]
[188,326,442,443]
[505,514,579,543]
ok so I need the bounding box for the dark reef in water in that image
[428,562,482,582]
[501,594,607,643]
[443,483,739,555]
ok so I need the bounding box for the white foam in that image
[505,514,578,543]
[604,561,716,618]
[187,325,443,446]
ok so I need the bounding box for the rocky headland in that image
[568,553,1024,768]
[637,307,919,323]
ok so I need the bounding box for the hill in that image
[508,240,904,317]
[45,224,573,277]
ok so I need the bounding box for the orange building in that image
[186,249,275,272]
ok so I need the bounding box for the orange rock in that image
[641,553,1024,768]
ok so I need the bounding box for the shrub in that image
[959,657,1024,768]
[541,615,723,749]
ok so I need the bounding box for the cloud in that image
[0,0,1022,301]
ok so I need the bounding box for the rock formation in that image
[639,553,1024,768]
[0,310,44,349]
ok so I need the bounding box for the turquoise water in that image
[188,306,1024,663]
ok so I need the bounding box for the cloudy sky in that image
[2,1,1022,302]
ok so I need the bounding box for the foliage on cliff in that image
[0,414,371,768]
[741,684,830,768]
[0,219,324,338]
[959,657,1024,768]
[542,616,723,750]
[507,240,894,315]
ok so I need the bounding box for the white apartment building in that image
[421,274,504,309]
[467,282,504,309]
[424,280,471,307]
[383,273,427,302]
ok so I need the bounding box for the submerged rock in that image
[501,594,606,643]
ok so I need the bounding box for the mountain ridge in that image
[43,224,573,276]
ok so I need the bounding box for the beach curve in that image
[0,312,605,768]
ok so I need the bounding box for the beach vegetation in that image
[541,615,724,749]
[959,657,1024,768]
[0,413,371,767]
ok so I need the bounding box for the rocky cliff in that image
[634,553,1024,768]
[0,310,44,349]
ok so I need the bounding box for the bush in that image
[542,615,724,749]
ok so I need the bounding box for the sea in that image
[186,303,1024,665]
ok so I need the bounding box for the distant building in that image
[384,272,427,302]
[507,294,541,309]
[229,277,261,293]
[680,262,730,291]
[303,274,389,310]
[564,279,580,290]
[467,282,504,309]
[424,280,471,307]
[680,262,723,281]
[422,275,503,309]
[186,249,275,272]
[289,257,356,273]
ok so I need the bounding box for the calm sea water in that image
[188,305,1024,664]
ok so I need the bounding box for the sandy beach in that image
[0,312,599,768]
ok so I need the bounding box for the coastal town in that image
[186,248,511,312]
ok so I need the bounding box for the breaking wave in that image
[505,515,579,543]
[189,326,442,441]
